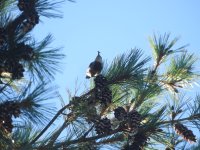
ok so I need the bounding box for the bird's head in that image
[95,51,102,63]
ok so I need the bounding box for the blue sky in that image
[33,0,200,99]
[32,0,200,148]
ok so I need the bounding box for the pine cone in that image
[3,59,25,79]
[22,21,35,32]
[16,43,34,60]
[0,28,6,45]
[94,75,112,106]
[17,0,36,12]
[11,103,21,118]
[100,87,112,106]
[127,109,142,129]
[17,0,27,11]
[114,107,141,131]
[2,60,24,79]
[174,123,196,143]
[94,75,108,88]
[22,10,39,32]
[95,87,112,106]
[95,87,103,100]
[12,62,25,79]
[114,107,126,121]
[3,118,13,133]
[95,117,112,135]
[122,133,148,150]
[27,11,39,24]
[0,101,21,133]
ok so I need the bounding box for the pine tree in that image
[1,1,200,150]
[24,34,199,150]
[0,0,64,149]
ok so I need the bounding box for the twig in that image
[45,121,69,147]
[158,114,200,125]
[29,88,95,146]
[54,128,121,149]
[29,104,70,145]
[0,81,12,93]
[81,125,95,139]
[80,88,94,99]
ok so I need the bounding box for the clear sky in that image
[32,0,200,148]
[33,0,200,99]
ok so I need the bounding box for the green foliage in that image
[12,123,38,149]
[43,33,198,150]
[133,77,162,109]
[104,48,150,87]
[18,82,58,125]
[0,0,65,149]
[49,33,199,150]
[26,34,64,81]
[1,0,200,149]
[165,53,198,88]
[0,0,15,14]
[35,0,64,18]
[149,33,187,66]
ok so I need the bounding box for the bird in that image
[86,51,103,79]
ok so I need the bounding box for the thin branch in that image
[80,89,95,99]
[0,81,12,93]
[81,125,95,139]
[45,121,69,147]
[159,113,200,125]
[28,87,94,146]
[29,104,70,145]
[54,128,121,149]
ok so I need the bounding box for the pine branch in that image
[35,0,64,18]
[159,113,200,126]
[54,128,121,149]
[133,80,162,109]
[82,125,95,138]
[0,81,12,93]
[28,87,97,147]
[0,0,66,149]
[0,0,15,14]
[26,34,65,81]
[190,95,200,123]
[47,121,69,147]
[17,82,58,125]
[44,122,94,148]
[29,104,70,146]
[0,130,14,149]
[149,33,187,67]
[11,123,39,149]
[104,48,150,87]
[162,52,198,91]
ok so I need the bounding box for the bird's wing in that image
[89,62,95,68]
[93,62,103,72]
[86,61,103,78]
[86,62,95,78]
